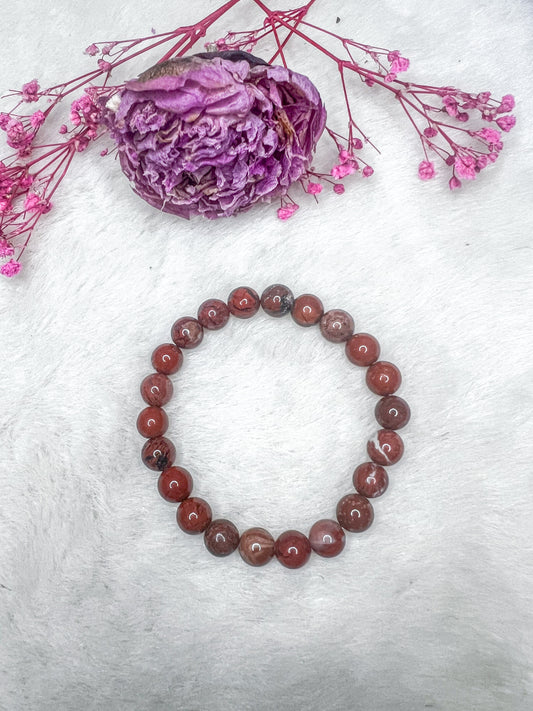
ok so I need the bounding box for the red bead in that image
[157,466,193,502]
[197,298,230,330]
[238,527,275,566]
[204,519,240,557]
[353,462,389,498]
[345,333,380,366]
[308,519,346,558]
[171,317,204,349]
[177,497,212,534]
[336,494,374,532]
[141,436,176,471]
[320,309,354,343]
[366,361,402,395]
[140,372,173,406]
[275,530,312,568]
[227,286,260,319]
[261,284,294,317]
[151,343,183,375]
[367,429,404,466]
[375,395,411,430]
[136,406,168,438]
[291,293,324,326]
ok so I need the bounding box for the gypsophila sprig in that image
[0,0,515,277]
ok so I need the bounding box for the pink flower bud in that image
[418,160,435,180]
[449,176,462,190]
[0,259,22,277]
[496,115,516,132]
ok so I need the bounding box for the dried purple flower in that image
[101,51,326,219]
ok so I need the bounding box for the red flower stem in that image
[159,0,245,62]
[268,0,317,64]
[338,66,378,152]
[250,0,339,63]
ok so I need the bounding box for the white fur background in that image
[1,1,532,709]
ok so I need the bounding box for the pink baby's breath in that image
[496,115,516,132]
[21,80,39,103]
[0,259,21,277]
[85,43,99,56]
[449,176,462,190]
[306,182,322,194]
[454,155,476,180]
[418,161,436,180]
[0,239,14,257]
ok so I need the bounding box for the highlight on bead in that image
[0,0,516,276]
[137,284,410,568]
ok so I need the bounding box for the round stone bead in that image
[141,436,176,471]
[308,519,346,558]
[291,293,324,326]
[353,462,389,498]
[275,530,312,569]
[204,519,240,557]
[336,493,374,532]
[140,373,173,407]
[227,286,260,319]
[151,343,183,375]
[157,466,193,503]
[375,395,411,430]
[367,429,404,466]
[177,497,212,534]
[261,284,294,318]
[320,309,354,343]
[171,317,204,349]
[366,361,402,396]
[238,527,275,566]
[136,406,169,438]
[345,333,380,367]
[197,298,230,330]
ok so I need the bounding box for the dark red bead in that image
[197,298,230,330]
[375,395,411,430]
[227,286,260,319]
[239,527,275,566]
[353,462,389,498]
[275,530,312,569]
[309,519,346,558]
[320,309,354,343]
[157,466,193,502]
[261,284,294,318]
[345,333,380,366]
[336,494,374,532]
[140,373,173,407]
[151,343,183,375]
[204,519,240,557]
[367,429,404,466]
[136,406,168,438]
[291,293,324,326]
[366,361,402,396]
[141,436,176,471]
[177,497,212,534]
[171,317,204,349]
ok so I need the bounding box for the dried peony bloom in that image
[101,50,326,219]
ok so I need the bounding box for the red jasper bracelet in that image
[137,285,410,569]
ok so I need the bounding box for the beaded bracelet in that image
[137,284,410,569]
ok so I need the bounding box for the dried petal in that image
[101,52,326,219]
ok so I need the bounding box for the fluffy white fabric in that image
[1,1,532,709]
